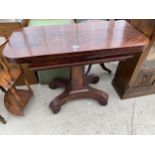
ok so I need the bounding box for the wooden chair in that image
[0,35,33,116]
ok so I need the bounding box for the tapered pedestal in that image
[49,65,108,114]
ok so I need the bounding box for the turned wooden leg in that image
[49,65,109,114]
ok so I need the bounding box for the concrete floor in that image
[0,63,155,135]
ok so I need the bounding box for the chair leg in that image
[85,65,92,75]
[86,63,112,75]
[100,63,112,74]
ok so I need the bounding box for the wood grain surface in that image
[3,20,149,64]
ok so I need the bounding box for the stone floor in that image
[0,63,155,135]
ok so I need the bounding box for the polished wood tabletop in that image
[3,20,149,64]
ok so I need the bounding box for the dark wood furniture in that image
[0,19,38,85]
[3,20,149,113]
[112,19,155,98]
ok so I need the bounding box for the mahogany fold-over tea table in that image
[3,20,149,114]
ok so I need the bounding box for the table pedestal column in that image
[49,65,108,114]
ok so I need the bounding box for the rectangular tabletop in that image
[3,20,149,68]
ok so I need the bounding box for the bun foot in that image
[99,100,108,106]
[49,78,69,89]
[87,74,100,84]
[49,82,58,89]
[50,104,61,114]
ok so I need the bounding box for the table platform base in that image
[49,65,108,114]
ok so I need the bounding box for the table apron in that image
[28,52,135,70]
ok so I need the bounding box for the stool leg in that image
[100,63,112,74]
[86,64,112,75]
[85,65,92,75]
